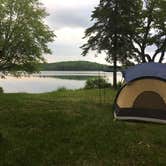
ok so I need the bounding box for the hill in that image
[40,61,121,71]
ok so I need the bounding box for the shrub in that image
[0,87,4,93]
[84,77,112,89]
[56,87,67,92]
[117,81,123,90]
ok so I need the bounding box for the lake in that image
[0,71,122,93]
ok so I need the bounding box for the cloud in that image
[55,27,85,44]
[40,0,98,10]
[48,27,84,57]
[40,0,164,65]
[46,7,93,29]
[40,0,109,64]
[41,0,99,29]
[44,28,108,64]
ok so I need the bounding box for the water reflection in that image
[0,71,122,93]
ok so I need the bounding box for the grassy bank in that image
[0,89,165,165]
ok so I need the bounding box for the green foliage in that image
[40,61,121,71]
[0,87,3,93]
[0,0,55,74]
[81,0,142,88]
[81,0,142,65]
[117,81,123,90]
[56,87,67,92]
[129,0,166,63]
[81,0,165,74]
[84,77,112,89]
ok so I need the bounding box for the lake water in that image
[0,71,122,93]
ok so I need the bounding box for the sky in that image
[40,0,109,64]
[40,0,163,64]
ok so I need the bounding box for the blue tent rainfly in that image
[122,62,166,83]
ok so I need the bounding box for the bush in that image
[117,81,123,90]
[56,87,67,92]
[84,77,112,89]
[0,87,4,93]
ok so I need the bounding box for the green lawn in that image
[0,89,165,166]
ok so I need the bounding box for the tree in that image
[81,0,142,88]
[0,0,55,75]
[130,0,166,63]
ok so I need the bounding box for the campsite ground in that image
[0,89,165,165]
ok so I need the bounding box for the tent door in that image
[133,91,166,110]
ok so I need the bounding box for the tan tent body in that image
[114,63,166,123]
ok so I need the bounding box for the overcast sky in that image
[40,0,161,64]
[40,0,110,64]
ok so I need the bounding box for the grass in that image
[0,89,165,165]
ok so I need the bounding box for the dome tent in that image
[114,62,166,123]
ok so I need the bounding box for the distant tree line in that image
[81,0,166,88]
[40,61,121,71]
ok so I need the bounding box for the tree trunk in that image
[113,2,118,89]
[113,34,117,89]
[141,49,146,63]
[159,50,165,63]
[113,55,117,89]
